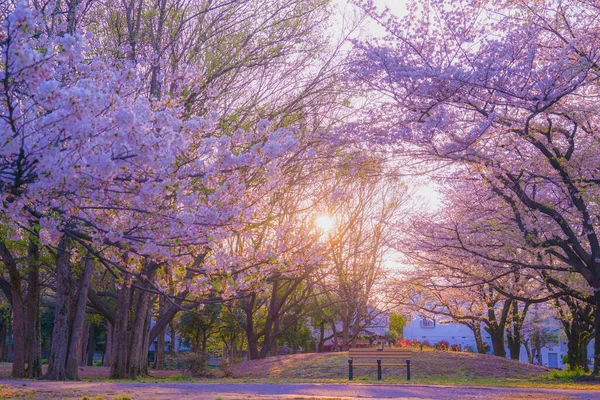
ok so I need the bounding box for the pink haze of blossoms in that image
[0,3,310,290]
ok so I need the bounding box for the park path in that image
[1,380,599,400]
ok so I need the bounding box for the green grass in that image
[229,350,600,389]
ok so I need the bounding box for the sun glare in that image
[316,214,335,233]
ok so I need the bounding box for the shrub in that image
[434,340,449,351]
[548,365,589,381]
[449,343,461,352]
[220,359,235,378]
[463,345,475,353]
[396,339,412,348]
[177,352,215,378]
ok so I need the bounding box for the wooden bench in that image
[348,348,411,381]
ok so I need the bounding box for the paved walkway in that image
[1,380,599,399]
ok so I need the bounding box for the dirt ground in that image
[0,364,184,380]
[0,380,596,400]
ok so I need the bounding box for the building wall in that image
[403,313,595,369]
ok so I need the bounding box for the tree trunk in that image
[318,321,325,353]
[111,282,132,378]
[9,287,26,377]
[65,256,94,380]
[487,326,506,358]
[593,289,600,376]
[25,238,42,378]
[154,325,165,370]
[111,263,158,379]
[0,240,26,377]
[86,324,95,366]
[103,321,114,367]
[506,326,521,360]
[0,322,6,362]
[43,237,72,380]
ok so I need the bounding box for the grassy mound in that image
[232,350,552,384]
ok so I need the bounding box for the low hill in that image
[232,350,551,383]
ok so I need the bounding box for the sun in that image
[316,214,335,233]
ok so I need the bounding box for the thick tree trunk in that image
[111,282,132,378]
[243,295,260,360]
[25,238,42,378]
[246,330,259,360]
[111,263,158,379]
[468,323,486,354]
[506,300,520,360]
[487,327,506,358]
[0,240,26,377]
[126,286,155,378]
[9,288,26,377]
[318,321,325,353]
[103,321,114,367]
[86,324,95,366]
[44,237,72,380]
[593,290,600,376]
[506,327,521,360]
[0,323,6,362]
[65,256,94,380]
[154,325,165,370]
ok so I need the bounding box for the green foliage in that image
[165,374,193,382]
[547,366,590,381]
[177,352,215,378]
[384,330,399,343]
[388,313,406,337]
[178,304,221,353]
[278,317,314,352]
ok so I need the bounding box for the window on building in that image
[420,318,435,328]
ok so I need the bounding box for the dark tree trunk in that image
[318,321,325,353]
[593,290,600,376]
[103,321,114,367]
[154,325,165,370]
[65,256,94,380]
[246,330,259,360]
[86,324,95,366]
[467,323,486,354]
[243,294,260,360]
[0,323,6,362]
[488,328,506,358]
[25,238,42,378]
[0,240,26,377]
[111,282,132,378]
[111,263,158,379]
[44,237,72,380]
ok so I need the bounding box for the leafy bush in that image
[421,340,433,349]
[93,360,103,367]
[434,340,449,351]
[548,365,589,381]
[449,343,461,352]
[396,339,412,347]
[220,359,235,378]
[177,352,215,378]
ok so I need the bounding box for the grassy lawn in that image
[0,352,598,391]
[228,350,599,389]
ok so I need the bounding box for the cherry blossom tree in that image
[352,0,600,375]
[0,2,307,379]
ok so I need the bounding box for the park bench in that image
[348,347,411,381]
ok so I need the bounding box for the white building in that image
[403,313,595,369]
